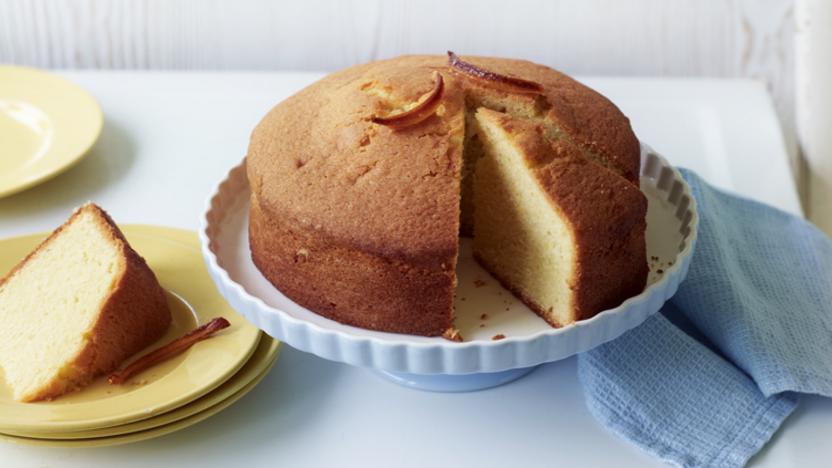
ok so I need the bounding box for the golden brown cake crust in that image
[248,56,466,263]
[9,204,171,401]
[248,57,467,336]
[247,54,644,335]
[250,197,455,335]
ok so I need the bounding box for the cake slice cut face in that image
[472,108,648,326]
[472,109,578,326]
[0,204,171,402]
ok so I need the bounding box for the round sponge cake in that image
[247,54,646,337]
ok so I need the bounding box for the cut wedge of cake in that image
[472,108,648,326]
[0,204,171,402]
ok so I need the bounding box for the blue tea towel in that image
[578,169,832,467]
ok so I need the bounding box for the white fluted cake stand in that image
[200,144,697,391]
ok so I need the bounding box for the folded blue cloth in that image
[578,169,832,467]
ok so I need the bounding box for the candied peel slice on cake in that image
[371,71,445,129]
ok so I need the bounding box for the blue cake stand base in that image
[374,365,539,392]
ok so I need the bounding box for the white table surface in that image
[0,72,826,467]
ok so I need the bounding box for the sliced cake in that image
[247,53,648,336]
[0,203,171,402]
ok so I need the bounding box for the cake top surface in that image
[247,54,640,263]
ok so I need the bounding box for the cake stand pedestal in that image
[375,366,539,392]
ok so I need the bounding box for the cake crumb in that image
[294,248,309,263]
[474,279,486,288]
[442,328,463,342]
[492,334,506,341]
[657,269,664,274]
[480,313,488,320]
[460,297,466,302]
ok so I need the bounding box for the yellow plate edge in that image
[0,339,280,448]
[4,337,281,440]
[0,66,103,198]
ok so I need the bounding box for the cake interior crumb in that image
[442,327,463,342]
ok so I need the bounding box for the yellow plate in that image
[0,226,261,434]
[0,66,103,198]
[0,339,279,448]
[3,336,280,441]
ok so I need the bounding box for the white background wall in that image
[0,1,796,141]
[0,0,814,207]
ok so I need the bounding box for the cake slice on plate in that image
[0,203,171,402]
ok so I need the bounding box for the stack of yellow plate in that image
[0,226,280,448]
